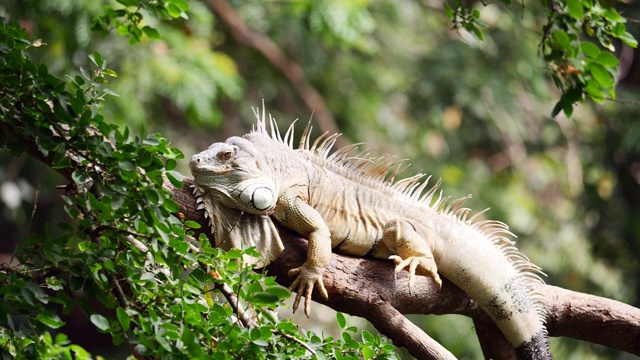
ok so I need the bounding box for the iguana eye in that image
[218,149,234,162]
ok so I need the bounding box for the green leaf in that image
[443,3,454,20]
[580,42,600,58]
[595,52,619,68]
[584,82,605,102]
[118,160,135,171]
[111,195,125,210]
[252,338,269,347]
[603,8,624,22]
[184,220,201,229]
[73,75,85,86]
[142,26,161,40]
[619,32,638,48]
[52,149,72,169]
[552,30,571,50]
[470,26,484,41]
[103,88,119,97]
[37,311,66,329]
[20,287,36,306]
[117,25,129,36]
[166,3,183,18]
[90,314,111,332]
[361,330,374,343]
[362,346,374,359]
[116,307,130,331]
[71,169,88,184]
[89,52,103,69]
[249,292,280,306]
[80,66,92,81]
[336,312,347,328]
[566,0,584,20]
[612,23,625,37]
[117,0,139,6]
[165,159,177,171]
[588,62,613,87]
[144,188,160,205]
[265,286,291,300]
[166,170,183,188]
[163,199,180,213]
[102,69,118,77]
[143,135,160,146]
[172,0,189,11]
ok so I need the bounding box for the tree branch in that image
[12,121,640,358]
[174,178,640,358]
[206,0,346,146]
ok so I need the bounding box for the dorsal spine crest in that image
[250,108,547,319]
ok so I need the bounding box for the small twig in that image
[94,225,150,239]
[214,281,257,328]
[275,330,316,356]
[108,273,129,309]
[604,97,640,106]
[124,234,149,252]
[188,238,315,354]
[206,0,348,147]
[186,240,257,328]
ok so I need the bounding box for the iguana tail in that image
[434,203,552,359]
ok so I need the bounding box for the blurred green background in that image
[1,0,639,358]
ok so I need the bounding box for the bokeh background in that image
[1,0,639,358]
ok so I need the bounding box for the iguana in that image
[189,107,552,359]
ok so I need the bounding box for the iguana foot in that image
[389,255,442,290]
[288,263,329,317]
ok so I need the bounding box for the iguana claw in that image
[389,255,442,290]
[288,263,328,317]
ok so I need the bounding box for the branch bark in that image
[175,178,640,359]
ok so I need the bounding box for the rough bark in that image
[175,178,640,359]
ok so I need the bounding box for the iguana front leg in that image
[274,189,331,317]
[383,219,443,290]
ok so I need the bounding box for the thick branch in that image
[175,178,640,358]
[368,302,457,360]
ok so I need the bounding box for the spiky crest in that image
[251,107,547,324]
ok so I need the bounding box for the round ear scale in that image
[239,183,275,212]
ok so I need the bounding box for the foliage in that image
[0,18,396,359]
[445,0,637,117]
[542,0,637,116]
[1,0,242,129]
[91,0,189,44]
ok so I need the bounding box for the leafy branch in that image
[90,0,189,43]
[0,18,398,359]
[444,0,638,117]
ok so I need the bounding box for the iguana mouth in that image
[192,167,230,174]
[188,159,230,174]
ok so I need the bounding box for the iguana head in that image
[190,136,277,215]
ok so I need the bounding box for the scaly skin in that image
[189,109,552,359]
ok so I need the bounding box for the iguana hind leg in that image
[382,219,443,290]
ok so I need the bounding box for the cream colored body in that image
[252,134,543,347]
[190,114,551,359]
